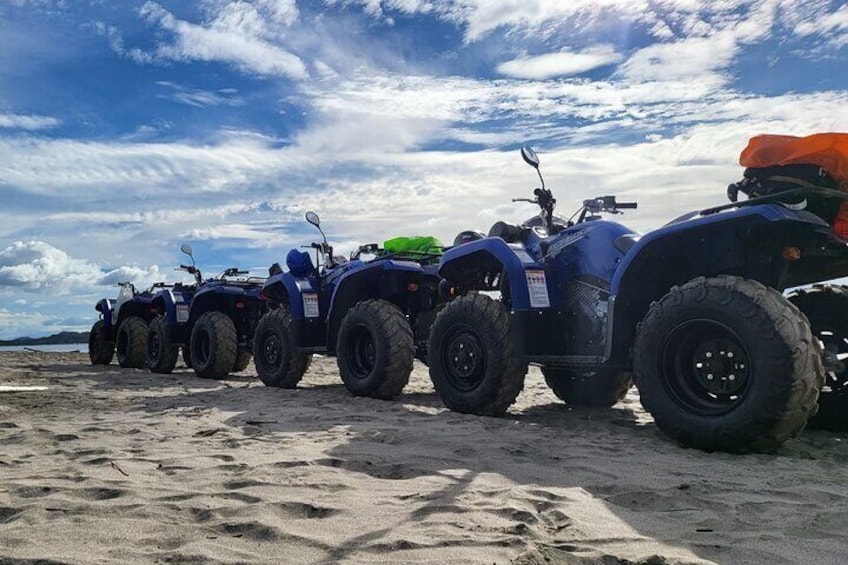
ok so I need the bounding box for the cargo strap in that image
[764,175,825,189]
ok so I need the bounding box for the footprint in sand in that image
[71,487,126,501]
[271,501,339,519]
[314,457,426,480]
[220,521,281,542]
[0,507,21,524]
[12,485,55,498]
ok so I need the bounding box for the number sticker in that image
[302,293,320,318]
[525,270,550,308]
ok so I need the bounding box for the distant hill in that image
[0,331,89,346]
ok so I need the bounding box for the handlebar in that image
[617,202,638,209]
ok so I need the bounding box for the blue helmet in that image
[286,249,315,277]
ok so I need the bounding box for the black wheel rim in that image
[148,331,161,364]
[660,319,752,416]
[440,325,486,392]
[116,327,128,359]
[90,329,101,357]
[195,328,211,365]
[812,324,848,394]
[345,324,376,380]
[260,330,282,371]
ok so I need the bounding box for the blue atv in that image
[154,244,267,380]
[253,212,442,399]
[89,282,161,368]
[428,146,848,453]
[145,244,204,374]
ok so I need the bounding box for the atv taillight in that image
[782,246,802,261]
[259,290,266,300]
[832,202,848,239]
[834,218,848,240]
[235,302,245,310]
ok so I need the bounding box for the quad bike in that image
[89,282,161,368]
[145,244,203,374]
[253,212,442,399]
[429,137,848,453]
[176,246,268,380]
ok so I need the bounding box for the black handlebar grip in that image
[617,202,638,209]
[180,264,190,269]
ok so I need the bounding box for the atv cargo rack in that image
[702,186,848,216]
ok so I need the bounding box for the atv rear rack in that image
[701,186,848,216]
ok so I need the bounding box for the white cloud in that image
[136,1,308,79]
[0,136,301,194]
[0,240,162,294]
[155,81,245,108]
[0,309,55,340]
[181,223,292,248]
[617,34,739,84]
[794,3,848,47]
[323,0,765,42]
[496,45,622,80]
[0,113,59,130]
[254,0,300,26]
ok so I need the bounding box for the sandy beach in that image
[0,351,846,564]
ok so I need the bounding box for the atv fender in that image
[262,272,319,320]
[96,299,115,330]
[190,284,263,315]
[438,237,546,311]
[151,289,192,325]
[608,203,839,365]
[325,260,432,351]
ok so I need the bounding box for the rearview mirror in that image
[520,146,540,169]
[305,211,320,228]
[180,244,193,256]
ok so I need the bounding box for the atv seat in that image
[613,234,640,254]
[488,221,525,243]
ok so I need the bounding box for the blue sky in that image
[0,0,846,339]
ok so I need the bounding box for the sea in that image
[0,343,88,353]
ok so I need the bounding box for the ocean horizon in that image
[0,343,87,353]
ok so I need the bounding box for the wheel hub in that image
[692,338,748,395]
[346,325,376,379]
[262,333,281,367]
[661,319,753,416]
[441,327,486,392]
[149,333,161,363]
[448,335,481,379]
[196,330,211,364]
[816,329,848,392]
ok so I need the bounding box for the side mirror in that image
[180,243,193,256]
[520,146,540,169]
[305,211,320,228]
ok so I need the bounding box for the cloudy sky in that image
[0,0,846,339]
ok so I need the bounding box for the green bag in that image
[383,236,443,256]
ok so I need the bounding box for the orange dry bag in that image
[740,133,848,188]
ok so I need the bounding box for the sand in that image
[0,351,847,564]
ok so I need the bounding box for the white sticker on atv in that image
[510,246,536,264]
[302,293,320,318]
[176,304,189,323]
[525,270,550,308]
